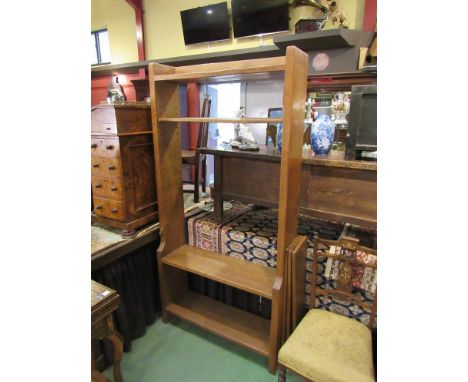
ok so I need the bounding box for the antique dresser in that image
[91,103,158,238]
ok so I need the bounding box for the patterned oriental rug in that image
[188,201,377,327]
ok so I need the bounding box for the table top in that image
[91,280,120,323]
[199,144,377,171]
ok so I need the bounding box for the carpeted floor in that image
[103,314,302,382]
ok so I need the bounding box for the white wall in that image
[241,80,284,144]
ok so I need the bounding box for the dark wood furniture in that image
[278,234,377,382]
[182,97,211,203]
[345,85,377,160]
[149,46,309,373]
[91,280,124,382]
[199,145,377,229]
[91,103,158,238]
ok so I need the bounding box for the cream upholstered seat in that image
[278,309,374,382]
[278,234,377,382]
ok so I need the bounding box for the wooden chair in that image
[182,97,211,203]
[278,234,377,382]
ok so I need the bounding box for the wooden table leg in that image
[105,315,124,382]
[214,155,223,221]
[92,351,111,382]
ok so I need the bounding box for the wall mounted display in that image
[180,2,230,45]
[231,0,289,38]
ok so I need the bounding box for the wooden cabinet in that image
[91,103,158,238]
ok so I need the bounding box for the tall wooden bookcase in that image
[149,46,309,373]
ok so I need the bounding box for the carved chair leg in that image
[278,365,287,382]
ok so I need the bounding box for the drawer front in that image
[93,196,124,221]
[92,176,123,200]
[91,157,121,178]
[91,137,120,159]
[91,107,117,134]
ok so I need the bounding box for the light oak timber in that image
[154,56,286,83]
[166,291,270,356]
[158,117,283,124]
[162,244,276,299]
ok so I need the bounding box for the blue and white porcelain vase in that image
[276,123,283,152]
[311,114,335,155]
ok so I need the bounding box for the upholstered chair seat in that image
[278,309,374,382]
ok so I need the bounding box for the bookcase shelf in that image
[167,291,271,356]
[158,117,282,124]
[162,244,276,299]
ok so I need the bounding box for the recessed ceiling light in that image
[206,9,213,14]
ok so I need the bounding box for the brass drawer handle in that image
[111,186,117,191]
[111,208,118,213]
[91,143,98,149]
[95,184,102,188]
[96,205,103,210]
[108,165,116,170]
[93,164,99,168]
[106,145,114,150]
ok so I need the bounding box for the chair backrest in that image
[196,97,211,149]
[310,232,377,329]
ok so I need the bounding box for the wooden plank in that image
[275,46,309,277]
[268,276,284,374]
[289,235,308,331]
[154,56,285,82]
[199,145,376,171]
[149,63,188,317]
[216,154,377,228]
[155,72,284,84]
[162,244,276,299]
[167,291,270,356]
[300,166,377,225]
[158,117,282,124]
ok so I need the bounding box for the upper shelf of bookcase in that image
[150,56,286,84]
[158,117,282,124]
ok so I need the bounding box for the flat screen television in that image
[231,0,289,38]
[180,2,230,45]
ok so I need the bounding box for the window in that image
[91,29,111,65]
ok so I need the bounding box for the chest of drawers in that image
[91,103,158,238]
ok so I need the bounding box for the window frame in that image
[92,28,111,66]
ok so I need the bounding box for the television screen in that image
[231,0,289,38]
[180,2,230,45]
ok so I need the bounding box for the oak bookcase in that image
[149,46,309,373]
